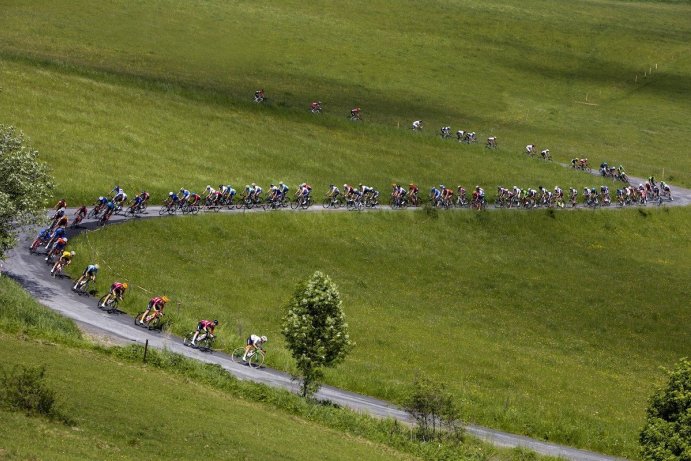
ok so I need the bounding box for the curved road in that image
[3,175,689,461]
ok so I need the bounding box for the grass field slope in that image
[1,276,548,461]
[1,0,690,202]
[2,0,690,459]
[67,208,691,458]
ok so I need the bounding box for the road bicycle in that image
[231,346,265,369]
[97,294,122,313]
[72,277,94,296]
[290,195,312,210]
[183,332,216,352]
[158,201,179,216]
[135,310,164,331]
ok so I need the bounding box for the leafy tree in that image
[282,271,354,397]
[404,374,462,442]
[640,357,691,461]
[0,125,53,258]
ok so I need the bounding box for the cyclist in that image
[600,185,610,204]
[457,186,467,205]
[112,186,127,206]
[525,144,536,155]
[343,184,360,203]
[187,191,201,208]
[440,185,454,205]
[51,250,75,276]
[45,236,68,262]
[569,187,578,207]
[350,107,361,120]
[139,296,169,325]
[138,191,151,207]
[310,101,322,113]
[51,214,69,230]
[252,183,263,202]
[54,199,67,210]
[408,183,419,204]
[73,205,88,224]
[179,188,191,205]
[190,319,218,346]
[49,207,66,228]
[222,185,236,203]
[73,263,99,291]
[167,191,181,209]
[660,181,672,200]
[327,184,341,202]
[430,186,442,206]
[487,136,497,148]
[359,183,376,201]
[456,130,465,142]
[254,89,265,102]
[541,149,551,160]
[94,195,109,214]
[440,126,451,138]
[102,200,116,221]
[243,334,268,361]
[100,282,128,307]
[277,182,289,201]
[45,225,67,251]
[30,228,52,252]
[411,120,423,131]
[297,183,312,204]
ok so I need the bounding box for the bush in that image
[639,358,691,461]
[0,364,71,424]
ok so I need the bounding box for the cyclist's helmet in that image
[94,264,100,271]
[343,184,347,189]
[213,319,219,325]
[161,296,170,303]
[70,251,76,257]
[169,192,174,197]
[261,336,268,342]
[99,196,104,201]
[440,184,445,190]
[270,184,275,188]
[180,188,184,192]
[475,185,480,190]
[122,283,129,289]
[252,183,256,187]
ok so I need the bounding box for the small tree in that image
[0,125,53,258]
[640,357,691,461]
[282,271,354,397]
[404,374,462,442]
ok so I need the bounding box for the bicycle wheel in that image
[98,294,109,308]
[158,206,168,216]
[248,350,265,369]
[134,312,145,326]
[322,197,332,209]
[231,347,246,363]
[183,332,194,347]
[290,198,301,210]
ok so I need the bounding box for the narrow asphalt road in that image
[4,174,688,460]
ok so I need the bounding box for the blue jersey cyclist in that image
[167,191,180,206]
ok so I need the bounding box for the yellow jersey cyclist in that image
[50,250,75,276]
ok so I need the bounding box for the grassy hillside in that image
[1,0,690,200]
[1,276,544,461]
[66,208,691,458]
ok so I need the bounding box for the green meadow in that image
[1,0,690,202]
[67,208,691,458]
[2,0,691,458]
[0,276,546,461]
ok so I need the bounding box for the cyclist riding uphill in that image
[190,319,219,346]
[243,334,268,361]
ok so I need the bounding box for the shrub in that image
[639,357,691,461]
[0,364,71,424]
